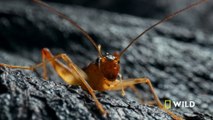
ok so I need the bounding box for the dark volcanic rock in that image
[0,67,173,120]
[0,1,212,120]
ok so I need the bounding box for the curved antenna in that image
[119,0,207,57]
[33,0,102,57]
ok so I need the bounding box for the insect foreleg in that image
[106,77,183,120]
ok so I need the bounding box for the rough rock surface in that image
[0,1,212,120]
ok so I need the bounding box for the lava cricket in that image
[0,0,208,120]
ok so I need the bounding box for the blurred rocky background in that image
[46,0,213,33]
[0,0,212,120]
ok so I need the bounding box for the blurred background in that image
[44,0,213,33]
[1,0,211,33]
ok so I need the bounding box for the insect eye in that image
[95,57,101,64]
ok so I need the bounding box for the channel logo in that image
[164,100,195,109]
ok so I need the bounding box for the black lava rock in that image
[0,1,212,120]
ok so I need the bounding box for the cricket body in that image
[0,0,207,120]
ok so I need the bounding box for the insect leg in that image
[57,54,107,116]
[129,85,157,105]
[39,50,108,115]
[107,77,183,120]
[128,85,145,103]
[0,63,33,70]
[0,49,107,115]
[0,49,64,80]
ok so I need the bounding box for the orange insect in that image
[0,0,207,120]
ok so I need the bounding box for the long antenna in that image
[33,0,102,56]
[119,0,207,56]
